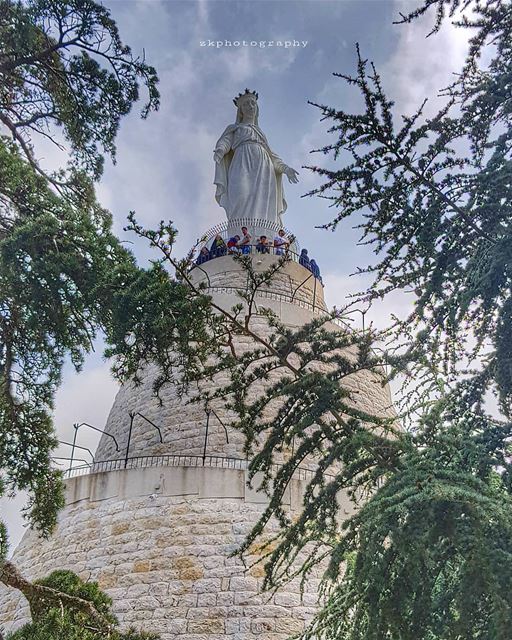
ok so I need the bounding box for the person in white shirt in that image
[238,226,252,254]
[273,228,289,255]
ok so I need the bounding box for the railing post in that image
[134,412,163,443]
[69,423,79,472]
[202,411,210,466]
[125,412,135,469]
[291,273,313,303]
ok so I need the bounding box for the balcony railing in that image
[203,217,297,246]
[63,453,331,483]
[192,242,323,281]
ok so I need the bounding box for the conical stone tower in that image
[0,237,394,639]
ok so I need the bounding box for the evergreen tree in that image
[2,0,510,638]
[0,0,157,545]
[269,0,512,636]
[0,1,212,636]
[306,0,511,417]
[129,2,512,638]
[3,568,157,639]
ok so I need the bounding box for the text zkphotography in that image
[200,39,308,48]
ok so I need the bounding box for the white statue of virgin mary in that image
[213,89,299,225]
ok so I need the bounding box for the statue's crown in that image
[233,89,259,107]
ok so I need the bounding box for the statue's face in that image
[239,96,257,119]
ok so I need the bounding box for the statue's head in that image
[234,89,259,125]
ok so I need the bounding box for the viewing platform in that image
[189,217,327,316]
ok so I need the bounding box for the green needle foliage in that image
[0,0,159,179]
[5,570,157,639]
[1,0,510,638]
[287,0,512,637]
[0,1,210,636]
[306,0,511,416]
[0,0,160,547]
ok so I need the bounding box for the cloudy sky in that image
[2,0,471,550]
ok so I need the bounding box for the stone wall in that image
[0,254,395,639]
[95,298,393,464]
[190,254,327,311]
[0,466,340,639]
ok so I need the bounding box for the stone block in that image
[251,619,275,633]
[172,557,204,581]
[274,592,302,607]
[133,560,151,573]
[275,618,305,634]
[187,618,225,634]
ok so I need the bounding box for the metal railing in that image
[63,453,327,483]
[202,217,297,246]
[192,243,317,272]
[207,286,357,332]
[205,286,336,316]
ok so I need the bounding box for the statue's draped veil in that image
[214,94,286,225]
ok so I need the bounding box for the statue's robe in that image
[214,123,287,225]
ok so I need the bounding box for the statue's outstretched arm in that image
[214,125,235,164]
[271,152,299,184]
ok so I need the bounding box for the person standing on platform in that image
[238,226,252,254]
[299,248,310,269]
[210,234,227,258]
[256,235,270,253]
[227,235,241,254]
[274,229,289,255]
[196,246,210,265]
[310,259,323,284]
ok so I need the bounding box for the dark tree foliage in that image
[0,0,160,546]
[279,0,512,638]
[126,3,512,623]
[104,213,217,397]
[306,0,511,416]
[5,569,157,639]
[0,0,159,179]
[0,1,509,639]
[0,2,208,634]
[127,216,405,609]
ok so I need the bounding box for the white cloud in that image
[8,0,471,556]
[323,271,415,331]
[2,356,119,552]
[0,493,27,557]
[53,359,119,449]
[384,1,470,117]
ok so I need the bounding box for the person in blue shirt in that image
[299,248,310,269]
[227,235,241,253]
[256,235,270,253]
[196,246,210,265]
[310,259,322,284]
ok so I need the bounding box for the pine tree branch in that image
[376,134,494,242]
[129,219,401,472]
[0,561,114,633]
[0,113,70,192]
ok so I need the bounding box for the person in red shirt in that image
[227,235,240,254]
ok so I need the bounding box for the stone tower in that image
[0,226,394,639]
